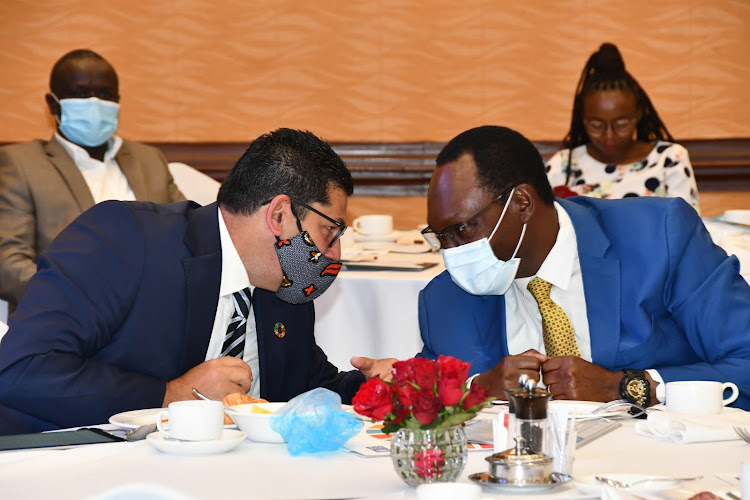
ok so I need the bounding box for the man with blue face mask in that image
[0,128,387,435]
[0,49,185,313]
[386,125,750,410]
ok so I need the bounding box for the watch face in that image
[626,379,647,403]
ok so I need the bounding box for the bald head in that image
[49,49,118,100]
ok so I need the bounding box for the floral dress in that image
[545,141,700,213]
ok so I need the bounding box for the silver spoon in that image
[191,387,239,414]
[122,423,157,441]
[595,475,702,489]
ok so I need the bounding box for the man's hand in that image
[541,356,622,402]
[163,357,254,406]
[474,349,548,399]
[350,356,398,382]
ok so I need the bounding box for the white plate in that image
[469,472,572,493]
[146,429,246,456]
[353,231,399,242]
[109,408,236,429]
[576,474,683,494]
[548,400,633,420]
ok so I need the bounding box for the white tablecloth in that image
[314,251,444,371]
[0,415,747,499]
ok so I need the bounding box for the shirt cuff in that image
[646,369,665,403]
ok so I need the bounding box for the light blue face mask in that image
[52,94,119,147]
[441,187,526,295]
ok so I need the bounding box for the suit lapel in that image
[180,202,222,371]
[560,200,621,368]
[115,141,148,200]
[45,137,95,210]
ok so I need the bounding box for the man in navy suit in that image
[0,128,381,434]
[414,126,750,409]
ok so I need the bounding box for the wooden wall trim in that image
[156,138,750,195]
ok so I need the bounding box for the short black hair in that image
[218,128,354,217]
[49,49,116,95]
[436,125,554,204]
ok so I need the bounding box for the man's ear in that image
[265,195,292,237]
[514,184,536,224]
[45,93,60,118]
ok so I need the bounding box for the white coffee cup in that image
[665,381,739,414]
[352,215,393,235]
[416,482,481,500]
[723,210,750,226]
[156,400,224,441]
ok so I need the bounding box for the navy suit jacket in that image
[418,196,750,410]
[0,201,364,434]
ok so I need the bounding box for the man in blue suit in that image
[417,126,750,409]
[0,129,377,434]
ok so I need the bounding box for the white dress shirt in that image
[55,132,136,203]
[204,209,261,398]
[504,202,664,400]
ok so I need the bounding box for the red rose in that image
[353,377,394,420]
[462,381,491,411]
[411,389,442,425]
[390,403,411,425]
[436,355,470,406]
[391,359,415,386]
[553,185,577,199]
[393,357,438,391]
[392,380,418,409]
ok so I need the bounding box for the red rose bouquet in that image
[352,355,492,434]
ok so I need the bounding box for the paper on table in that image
[635,408,750,443]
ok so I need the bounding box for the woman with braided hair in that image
[546,43,700,211]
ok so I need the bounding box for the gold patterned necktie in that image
[526,277,581,357]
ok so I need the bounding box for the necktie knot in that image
[527,277,552,301]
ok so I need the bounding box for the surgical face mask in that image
[441,187,527,295]
[274,225,342,304]
[52,94,119,147]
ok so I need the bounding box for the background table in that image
[0,413,747,499]
[314,250,444,371]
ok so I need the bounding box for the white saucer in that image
[576,474,683,494]
[353,231,399,242]
[146,429,246,455]
[469,472,572,493]
[109,408,236,429]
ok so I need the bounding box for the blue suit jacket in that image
[0,201,364,434]
[418,197,750,410]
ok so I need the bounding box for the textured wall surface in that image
[1,0,748,143]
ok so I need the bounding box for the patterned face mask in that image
[274,226,342,304]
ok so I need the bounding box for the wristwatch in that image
[619,369,651,407]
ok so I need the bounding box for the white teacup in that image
[416,482,481,500]
[156,400,224,441]
[665,381,739,414]
[353,215,393,235]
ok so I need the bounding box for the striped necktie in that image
[221,288,252,358]
[526,277,581,357]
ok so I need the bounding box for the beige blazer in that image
[0,136,186,310]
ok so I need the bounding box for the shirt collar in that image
[218,207,253,297]
[515,201,578,291]
[54,132,123,163]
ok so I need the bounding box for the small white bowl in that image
[229,402,286,443]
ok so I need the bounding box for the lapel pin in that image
[274,322,286,339]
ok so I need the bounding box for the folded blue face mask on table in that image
[270,388,362,456]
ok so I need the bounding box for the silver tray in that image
[468,472,573,494]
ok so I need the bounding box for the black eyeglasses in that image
[583,117,637,137]
[421,186,514,249]
[288,197,348,250]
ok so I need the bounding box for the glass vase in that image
[389,425,468,486]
